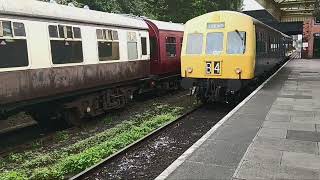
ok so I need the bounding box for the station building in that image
[303,17,320,58]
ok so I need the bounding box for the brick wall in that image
[303,18,320,58]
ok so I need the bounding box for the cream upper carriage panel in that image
[0,0,148,30]
[0,0,150,71]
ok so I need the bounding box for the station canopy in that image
[255,0,315,22]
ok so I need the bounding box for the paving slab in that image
[257,127,287,138]
[166,161,235,180]
[282,151,320,170]
[286,130,320,142]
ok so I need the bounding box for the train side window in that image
[66,26,73,38]
[2,21,13,37]
[227,31,246,54]
[0,21,29,68]
[73,27,81,39]
[96,29,104,40]
[166,37,177,57]
[180,37,183,48]
[206,32,223,55]
[105,30,112,40]
[127,32,138,60]
[96,28,120,61]
[58,25,65,38]
[186,33,203,54]
[49,24,83,64]
[112,31,119,40]
[13,22,26,37]
[49,25,59,38]
[141,37,147,55]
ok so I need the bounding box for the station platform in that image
[156,57,320,180]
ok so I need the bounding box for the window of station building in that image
[227,31,246,54]
[0,20,29,68]
[127,32,138,60]
[141,37,147,55]
[48,24,83,64]
[166,37,177,57]
[186,33,203,54]
[96,29,120,61]
[206,32,223,55]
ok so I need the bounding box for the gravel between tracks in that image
[79,104,233,180]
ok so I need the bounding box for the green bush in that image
[0,171,27,180]
[30,167,63,180]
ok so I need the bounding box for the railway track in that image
[70,104,233,180]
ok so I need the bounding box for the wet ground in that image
[80,104,233,180]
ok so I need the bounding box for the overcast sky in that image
[242,0,264,11]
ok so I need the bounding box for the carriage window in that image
[227,31,246,54]
[127,32,138,60]
[128,42,138,59]
[105,30,112,40]
[96,28,120,61]
[166,37,176,57]
[141,37,147,55]
[0,21,28,68]
[206,32,223,54]
[13,22,26,37]
[49,25,59,38]
[49,24,83,64]
[3,21,12,37]
[66,26,73,38]
[112,31,119,40]
[98,42,119,61]
[96,29,104,40]
[187,33,203,54]
[73,27,81,39]
[180,37,183,48]
[58,25,65,38]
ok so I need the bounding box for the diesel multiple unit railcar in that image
[0,0,183,125]
[181,11,291,103]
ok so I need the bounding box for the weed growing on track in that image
[0,104,185,180]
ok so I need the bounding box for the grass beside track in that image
[0,104,189,180]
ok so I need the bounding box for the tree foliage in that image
[40,0,243,23]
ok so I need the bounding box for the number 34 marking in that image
[206,61,221,75]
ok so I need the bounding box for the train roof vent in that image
[83,5,90,10]
[49,0,57,4]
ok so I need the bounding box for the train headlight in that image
[187,67,193,73]
[235,68,242,74]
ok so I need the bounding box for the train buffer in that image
[156,56,320,180]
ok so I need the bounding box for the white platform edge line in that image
[155,59,292,180]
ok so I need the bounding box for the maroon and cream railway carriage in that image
[0,0,185,126]
[145,19,184,83]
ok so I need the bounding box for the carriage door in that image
[139,31,149,60]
